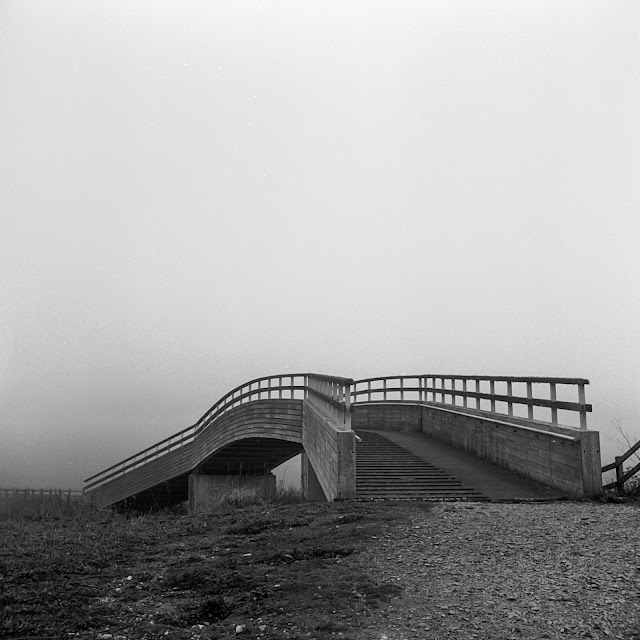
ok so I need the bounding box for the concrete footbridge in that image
[84,373,602,510]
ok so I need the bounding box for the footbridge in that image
[84,373,602,510]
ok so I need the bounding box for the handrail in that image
[84,373,353,493]
[352,374,591,430]
[602,439,640,491]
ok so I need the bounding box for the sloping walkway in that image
[363,430,567,501]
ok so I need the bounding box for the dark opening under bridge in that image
[84,373,602,511]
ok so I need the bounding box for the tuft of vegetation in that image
[0,491,422,639]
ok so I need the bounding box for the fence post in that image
[615,456,624,490]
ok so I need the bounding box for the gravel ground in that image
[359,502,640,640]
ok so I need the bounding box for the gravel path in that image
[360,502,640,640]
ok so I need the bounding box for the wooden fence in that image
[602,439,640,492]
[0,488,84,502]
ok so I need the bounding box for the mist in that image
[1,0,638,490]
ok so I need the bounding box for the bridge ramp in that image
[359,430,567,502]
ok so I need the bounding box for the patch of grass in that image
[0,499,426,639]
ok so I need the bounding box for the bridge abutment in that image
[301,401,356,500]
[188,472,276,514]
[300,452,327,501]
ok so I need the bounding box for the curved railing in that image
[351,374,591,430]
[84,373,353,493]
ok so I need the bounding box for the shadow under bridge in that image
[84,374,355,511]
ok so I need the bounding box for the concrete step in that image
[354,429,490,502]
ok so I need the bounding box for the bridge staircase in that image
[354,430,489,501]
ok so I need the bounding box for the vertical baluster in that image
[368,380,371,402]
[463,379,468,408]
[383,378,387,401]
[550,383,558,424]
[527,381,534,420]
[476,379,481,410]
[578,383,587,429]
[507,380,513,416]
[400,377,404,401]
[490,380,496,413]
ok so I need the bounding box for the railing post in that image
[527,381,534,420]
[383,379,387,401]
[463,379,467,408]
[507,380,513,416]
[550,383,558,424]
[475,379,481,410]
[578,383,587,429]
[400,377,404,401]
[345,380,352,430]
[490,380,496,413]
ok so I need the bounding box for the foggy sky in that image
[1,0,638,490]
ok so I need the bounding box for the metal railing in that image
[84,373,353,493]
[351,375,592,430]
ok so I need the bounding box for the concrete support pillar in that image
[301,452,327,502]
[188,473,276,514]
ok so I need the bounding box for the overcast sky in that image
[1,0,638,490]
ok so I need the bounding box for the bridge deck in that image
[365,430,567,501]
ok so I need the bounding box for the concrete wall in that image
[301,400,356,500]
[353,402,602,498]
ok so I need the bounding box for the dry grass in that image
[0,489,87,520]
[0,494,413,640]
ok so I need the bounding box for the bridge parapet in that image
[352,374,592,430]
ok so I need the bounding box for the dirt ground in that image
[1,500,639,640]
